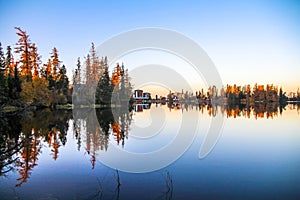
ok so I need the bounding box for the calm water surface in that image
[1,104,300,199]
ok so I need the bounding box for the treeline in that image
[72,43,133,107]
[196,84,291,104]
[0,27,70,109]
[222,84,289,104]
[0,27,133,111]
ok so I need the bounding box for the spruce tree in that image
[5,46,14,75]
[57,64,69,97]
[95,58,111,104]
[8,64,22,101]
[51,47,60,80]
[0,42,7,105]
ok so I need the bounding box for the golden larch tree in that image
[44,59,52,79]
[14,27,32,81]
[51,47,60,80]
[16,132,42,187]
[30,43,41,80]
[111,63,121,86]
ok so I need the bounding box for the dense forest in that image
[0,27,70,109]
[0,27,133,112]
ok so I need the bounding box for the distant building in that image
[133,89,151,100]
[142,92,151,100]
[134,90,143,99]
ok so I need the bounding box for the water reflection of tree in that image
[96,108,114,150]
[166,102,299,118]
[15,131,42,187]
[0,109,71,186]
[71,107,131,169]
[0,114,23,176]
[157,171,173,200]
[111,107,133,147]
[71,107,133,169]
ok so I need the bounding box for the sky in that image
[0,0,299,94]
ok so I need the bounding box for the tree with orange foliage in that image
[15,133,42,187]
[30,43,41,80]
[85,43,101,87]
[42,59,52,80]
[51,47,60,80]
[14,27,32,81]
[111,63,122,87]
[112,122,121,145]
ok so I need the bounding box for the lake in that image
[1,103,300,199]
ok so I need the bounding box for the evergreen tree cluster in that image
[72,43,133,106]
[0,27,70,108]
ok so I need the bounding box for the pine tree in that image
[95,58,112,104]
[0,42,5,69]
[76,57,81,84]
[5,46,14,76]
[111,63,121,87]
[30,43,41,80]
[8,64,22,101]
[42,59,55,90]
[85,54,91,85]
[90,42,100,86]
[43,59,52,80]
[279,87,287,104]
[0,42,7,105]
[124,68,133,99]
[57,64,69,97]
[73,57,81,85]
[51,47,60,80]
[14,27,32,81]
[120,63,125,99]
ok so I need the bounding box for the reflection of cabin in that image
[133,90,151,100]
[143,92,151,99]
[134,104,151,112]
[135,104,143,112]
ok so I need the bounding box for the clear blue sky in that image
[1,0,299,92]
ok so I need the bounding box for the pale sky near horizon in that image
[1,0,299,94]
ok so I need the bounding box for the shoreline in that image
[2,100,300,114]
